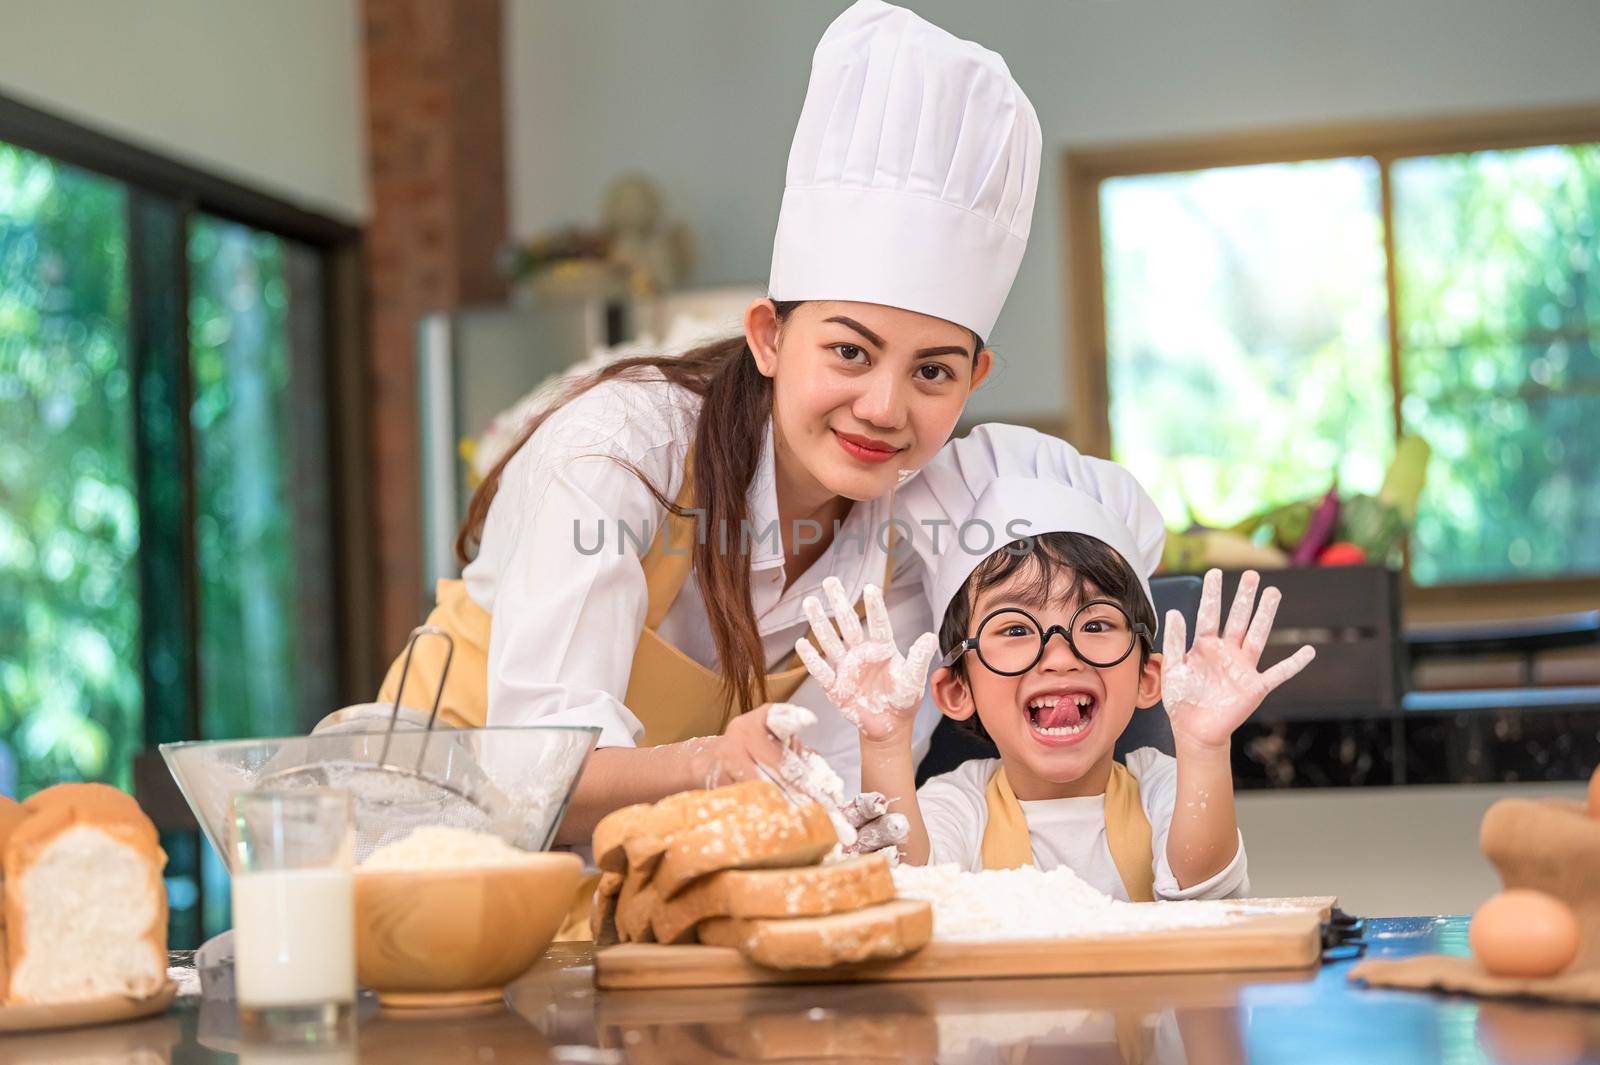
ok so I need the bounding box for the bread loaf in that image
[651,798,837,899]
[592,871,624,947]
[593,781,778,874]
[4,783,168,1004]
[590,779,926,969]
[696,897,932,969]
[591,803,653,874]
[614,860,662,944]
[0,796,27,1002]
[651,853,895,945]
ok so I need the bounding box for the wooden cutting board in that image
[595,897,1335,990]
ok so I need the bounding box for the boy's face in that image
[931,559,1164,797]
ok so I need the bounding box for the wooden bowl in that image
[355,852,584,1009]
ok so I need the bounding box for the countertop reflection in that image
[6,917,1599,1065]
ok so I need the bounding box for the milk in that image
[232,868,356,1007]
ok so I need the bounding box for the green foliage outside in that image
[1104,146,1600,584]
[0,146,138,797]
[188,217,300,741]
[1,143,304,800]
[1395,144,1600,583]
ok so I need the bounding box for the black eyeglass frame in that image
[941,598,1154,675]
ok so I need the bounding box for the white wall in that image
[506,0,1600,421]
[1237,782,1587,917]
[0,0,367,221]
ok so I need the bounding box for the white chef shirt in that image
[462,370,942,794]
[915,749,1250,901]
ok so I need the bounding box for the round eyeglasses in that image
[943,599,1153,675]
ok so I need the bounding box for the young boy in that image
[795,425,1315,901]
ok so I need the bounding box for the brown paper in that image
[1351,799,1600,1005]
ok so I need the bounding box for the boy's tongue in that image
[1036,699,1082,730]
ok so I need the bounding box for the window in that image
[1,94,362,946]
[1391,145,1599,584]
[1068,108,1600,591]
[0,150,136,798]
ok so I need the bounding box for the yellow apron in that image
[979,762,1156,902]
[376,452,894,935]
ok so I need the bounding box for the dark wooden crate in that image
[1211,565,1406,721]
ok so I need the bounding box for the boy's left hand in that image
[1162,568,1316,750]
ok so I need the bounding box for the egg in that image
[1470,890,1581,979]
[1588,764,1600,819]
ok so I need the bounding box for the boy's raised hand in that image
[1162,568,1316,750]
[795,577,938,743]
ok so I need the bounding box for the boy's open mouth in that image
[1024,690,1098,745]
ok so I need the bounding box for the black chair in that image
[914,575,1201,786]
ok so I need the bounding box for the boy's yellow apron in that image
[376,451,893,936]
[979,763,1156,902]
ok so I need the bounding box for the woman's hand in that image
[1162,568,1316,751]
[684,704,790,788]
[794,577,938,743]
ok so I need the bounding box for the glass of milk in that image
[230,789,356,1044]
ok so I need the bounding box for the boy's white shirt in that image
[915,747,1249,901]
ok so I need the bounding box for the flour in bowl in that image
[359,825,536,871]
[891,863,1244,942]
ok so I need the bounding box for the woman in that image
[377,0,1042,846]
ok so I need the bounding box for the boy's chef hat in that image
[896,424,1167,625]
[769,0,1041,340]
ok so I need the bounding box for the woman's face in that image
[747,299,992,504]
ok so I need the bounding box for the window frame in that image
[0,90,376,744]
[1062,103,1600,612]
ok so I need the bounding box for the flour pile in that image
[891,863,1245,942]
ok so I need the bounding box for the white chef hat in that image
[769,0,1041,340]
[896,424,1167,627]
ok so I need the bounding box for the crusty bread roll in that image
[4,784,168,1004]
[20,782,146,821]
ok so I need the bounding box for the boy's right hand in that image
[794,577,938,743]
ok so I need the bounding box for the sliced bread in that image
[591,803,654,873]
[651,852,895,945]
[591,871,624,947]
[650,798,837,899]
[696,897,933,970]
[592,780,781,874]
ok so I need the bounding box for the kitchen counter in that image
[4,917,1597,1064]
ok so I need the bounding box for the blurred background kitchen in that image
[1,0,1596,945]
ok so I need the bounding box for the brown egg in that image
[1471,890,1581,979]
[1588,765,1600,819]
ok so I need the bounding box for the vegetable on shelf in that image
[1161,435,1431,575]
[1315,542,1367,567]
[1289,486,1341,567]
[1161,530,1289,575]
